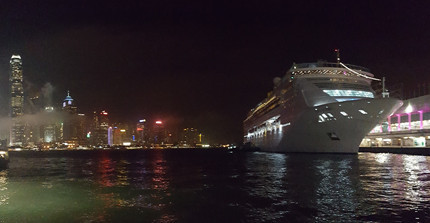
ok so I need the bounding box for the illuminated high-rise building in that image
[62,91,77,114]
[62,91,79,147]
[113,127,128,146]
[90,111,109,146]
[181,128,200,147]
[43,106,56,143]
[136,119,146,145]
[77,114,87,146]
[151,120,167,145]
[108,127,113,146]
[9,55,24,146]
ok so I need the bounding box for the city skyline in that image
[1,1,430,143]
[5,64,207,148]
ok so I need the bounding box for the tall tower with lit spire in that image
[62,91,78,145]
[62,90,77,114]
[9,55,24,146]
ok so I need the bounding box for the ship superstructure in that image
[243,60,402,153]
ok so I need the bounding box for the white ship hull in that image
[245,98,401,153]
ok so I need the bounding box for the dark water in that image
[1,149,429,222]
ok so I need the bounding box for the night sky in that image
[1,1,430,144]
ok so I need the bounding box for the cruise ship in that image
[243,59,403,153]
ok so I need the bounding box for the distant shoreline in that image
[7,147,430,156]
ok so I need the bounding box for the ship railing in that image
[291,62,370,72]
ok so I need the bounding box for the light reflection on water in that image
[0,150,429,222]
[0,170,8,206]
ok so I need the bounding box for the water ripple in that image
[0,150,429,222]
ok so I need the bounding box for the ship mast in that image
[382,77,390,98]
[335,49,340,63]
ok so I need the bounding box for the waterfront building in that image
[110,123,133,146]
[26,123,41,147]
[108,127,113,146]
[23,95,43,147]
[362,94,430,147]
[136,119,146,145]
[180,128,200,147]
[62,91,77,113]
[9,55,25,146]
[42,106,57,143]
[77,114,88,146]
[62,91,79,147]
[113,127,126,146]
[90,111,109,146]
[112,127,121,145]
[151,120,167,146]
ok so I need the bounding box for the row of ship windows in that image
[323,89,374,98]
[248,118,281,134]
[246,125,283,139]
[247,99,280,122]
[292,69,351,76]
[306,77,368,84]
[316,83,372,92]
[318,109,370,123]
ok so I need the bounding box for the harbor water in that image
[0,149,429,222]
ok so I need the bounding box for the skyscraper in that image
[181,128,200,147]
[136,119,146,145]
[62,91,77,113]
[151,120,166,146]
[9,55,24,146]
[62,91,79,147]
[90,111,109,146]
[42,106,56,143]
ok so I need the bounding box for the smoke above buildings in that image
[0,117,12,141]
[3,77,74,144]
[21,110,70,126]
[41,82,55,106]
[0,109,73,142]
